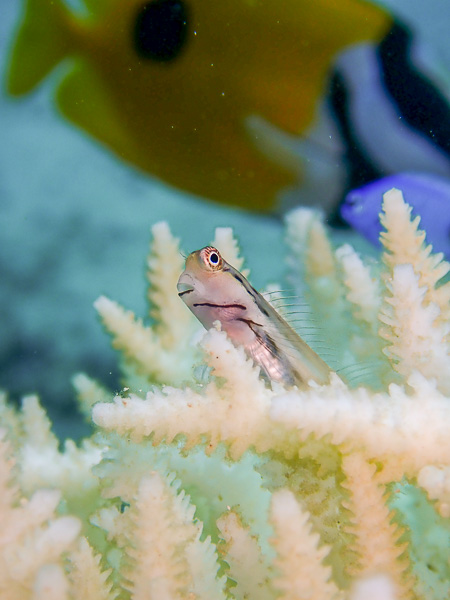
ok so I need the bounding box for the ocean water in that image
[0,0,449,438]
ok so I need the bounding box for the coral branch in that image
[380,188,450,322]
[217,511,273,600]
[341,453,412,597]
[270,489,342,600]
[270,374,450,480]
[123,472,226,600]
[33,564,70,600]
[379,264,450,393]
[94,295,193,385]
[3,199,450,598]
[67,538,116,600]
[0,431,81,599]
[147,222,194,349]
[335,244,381,331]
[93,328,278,458]
[417,465,450,518]
[72,373,112,419]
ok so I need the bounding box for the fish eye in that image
[133,0,188,62]
[200,247,223,271]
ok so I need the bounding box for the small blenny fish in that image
[341,172,450,257]
[177,246,332,388]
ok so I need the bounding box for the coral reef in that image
[1,190,449,599]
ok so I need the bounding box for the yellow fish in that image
[178,246,332,387]
[7,0,390,210]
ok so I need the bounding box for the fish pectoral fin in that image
[57,64,131,153]
[7,0,73,95]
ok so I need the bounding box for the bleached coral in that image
[67,537,116,600]
[417,465,450,518]
[340,453,411,596]
[1,189,449,599]
[269,489,342,600]
[0,430,81,599]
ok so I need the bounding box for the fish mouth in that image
[177,280,194,297]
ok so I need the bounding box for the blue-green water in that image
[1,0,449,438]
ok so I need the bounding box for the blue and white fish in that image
[275,21,450,215]
[340,172,450,256]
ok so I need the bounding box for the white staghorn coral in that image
[341,453,411,596]
[216,511,273,600]
[120,472,226,600]
[1,189,450,599]
[146,222,195,350]
[379,264,450,393]
[269,489,342,600]
[335,244,381,332]
[67,537,116,600]
[92,327,279,458]
[270,372,450,480]
[0,431,81,599]
[380,188,450,325]
[94,221,197,388]
[417,465,450,518]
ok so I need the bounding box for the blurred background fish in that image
[6,0,391,212]
[321,22,450,220]
[341,172,450,257]
[6,0,450,214]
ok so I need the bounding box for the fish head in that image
[177,247,224,301]
[341,180,389,246]
[341,172,448,247]
[344,172,450,255]
[178,246,253,332]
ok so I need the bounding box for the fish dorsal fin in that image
[257,291,332,385]
[263,289,324,345]
[7,0,72,95]
[57,63,131,153]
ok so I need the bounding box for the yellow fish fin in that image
[7,0,73,96]
[57,64,131,154]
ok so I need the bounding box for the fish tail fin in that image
[7,0,73,95]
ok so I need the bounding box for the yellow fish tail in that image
[7,0,73,96]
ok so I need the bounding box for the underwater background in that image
[1,0,450,438]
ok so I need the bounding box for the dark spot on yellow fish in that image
[134,0,189,61]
